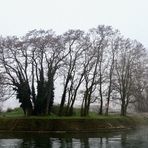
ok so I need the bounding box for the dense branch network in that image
[0,25,147,116]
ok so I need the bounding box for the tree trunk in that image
[121,99,126,116]
[59,75,70,116]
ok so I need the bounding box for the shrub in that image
[6,108,13,112]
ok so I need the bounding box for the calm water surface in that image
[0,127,148,148]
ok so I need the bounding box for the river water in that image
[0,127,148,148]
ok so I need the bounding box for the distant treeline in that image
[0,25,147,116]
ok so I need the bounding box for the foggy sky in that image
[0,0,148,47]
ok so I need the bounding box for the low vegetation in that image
[0,107,147,132]
[0,107,138,132]
[0,107,99,118]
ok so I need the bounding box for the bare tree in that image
[0,29,69,116]
[59,29,88,115]
[0,36,32,116]
[80,48,96,116]
[130,53,148,112]
[113,38,145,116]
[105,35,119,115]
[25,29,68,115]
[80,25,115,116]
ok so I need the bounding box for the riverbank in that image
[0,115,146,132]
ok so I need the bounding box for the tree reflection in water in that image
[0,127,148,148]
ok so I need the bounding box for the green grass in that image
[0,107,134,122]
[0,108,24,117]
[0,107,125,120]
[0,107,144,132]
[0,115,135,132]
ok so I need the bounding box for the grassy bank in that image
[0,108,147,132]
[0,115,142,132]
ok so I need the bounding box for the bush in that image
[51,105,81,116]
[6,108,13,112]
[51,105,60,115]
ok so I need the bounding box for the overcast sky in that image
[0,0,148,47]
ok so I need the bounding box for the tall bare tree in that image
[59,29,88,115]
[25,29,68,115]
[114,38,145,116]
[0,36,32,116]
